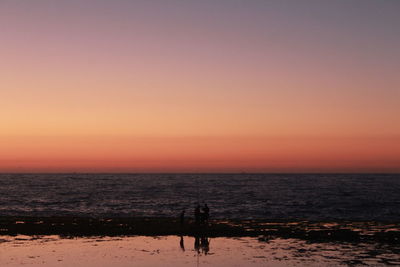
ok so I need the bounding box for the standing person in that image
[203,203,210,223]
[180,209,185,227]
[194,204,201,224]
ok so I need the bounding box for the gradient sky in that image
[1,0,399,172]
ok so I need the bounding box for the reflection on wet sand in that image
[1,235,400,266]
[192,235,210,255]
[179,235,185,251]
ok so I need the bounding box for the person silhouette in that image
[203,204,209,223]
[194,204,201,224]
[180,209,185,227]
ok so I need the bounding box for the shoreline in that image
[1,216,399,244]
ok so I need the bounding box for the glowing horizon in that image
[1,0,399,173]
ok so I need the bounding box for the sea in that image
[0,173,399,221]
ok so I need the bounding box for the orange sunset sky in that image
[1,0,399,173]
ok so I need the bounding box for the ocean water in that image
[0,173,399,221]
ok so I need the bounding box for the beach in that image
[1,216,400,266]
[1,234,400,266]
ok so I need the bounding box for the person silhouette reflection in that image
[194,235,210,255]
[179,235,185,251]
[201,236,210,255]
[194,236,200,254]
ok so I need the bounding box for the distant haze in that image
[1,0,399,172]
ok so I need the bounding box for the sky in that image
[1,0,399,173]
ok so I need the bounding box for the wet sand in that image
[1,235,400,266]
[1,217,400,244]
